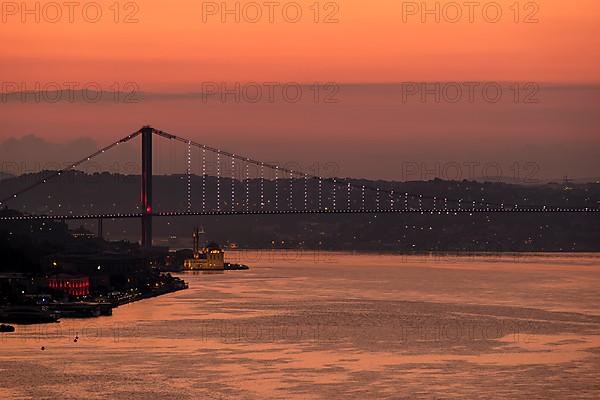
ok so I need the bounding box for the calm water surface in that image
[1,253,599,399]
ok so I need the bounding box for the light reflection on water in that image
[1,253,599,399]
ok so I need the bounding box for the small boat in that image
[224,262,250,271]
[0,324,15,333]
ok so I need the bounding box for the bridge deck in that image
[1,208,598,221]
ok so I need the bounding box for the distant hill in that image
[0,172,14,180]
[1,172,599,252]
[474,176,600,185]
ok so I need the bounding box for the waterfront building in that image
[184,228,225,270]
[46,253,150,291]
[47,274,90,297]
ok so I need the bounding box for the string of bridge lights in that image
[274,166,279,210]
[260,163,265,210]
[347,183,352,209]
[332,178,337,209]
[202,146,207,213]
[2,126,599,217]
[289,170,293,210]
[187,141,192,213]
[304,174,309,210]
[0,129,141,206]
[216,150,221,210]
[154,127,521,211]
[1,207,598,223]
[231,155,235,211]
[245,163,250,212]
[318,178,322,209]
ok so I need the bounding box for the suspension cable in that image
[152,128,505,209]
[0,130,142,206]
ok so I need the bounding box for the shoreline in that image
[0,278,189,326]
[108,282,188,308]
[221,249,600,262]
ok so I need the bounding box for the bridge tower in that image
[141,126,153,249]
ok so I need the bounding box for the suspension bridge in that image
[0,126,598,249]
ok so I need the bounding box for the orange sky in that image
[1,0,599,89]
[1,1,599,180]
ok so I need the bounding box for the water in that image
[1,253,599,399]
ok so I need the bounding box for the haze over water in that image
[1,253,599,399]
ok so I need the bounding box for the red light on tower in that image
[146,206,152,213]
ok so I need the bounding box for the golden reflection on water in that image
[1,253,599,399]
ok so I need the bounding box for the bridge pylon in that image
[141,126,153,249]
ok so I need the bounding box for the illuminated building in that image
[46,253,149,291]
[184,227,225,270]
[47,274,90,297]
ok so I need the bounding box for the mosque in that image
[183,227,225,271]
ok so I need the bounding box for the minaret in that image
[193,227,200,257]
[199,225,206,247]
